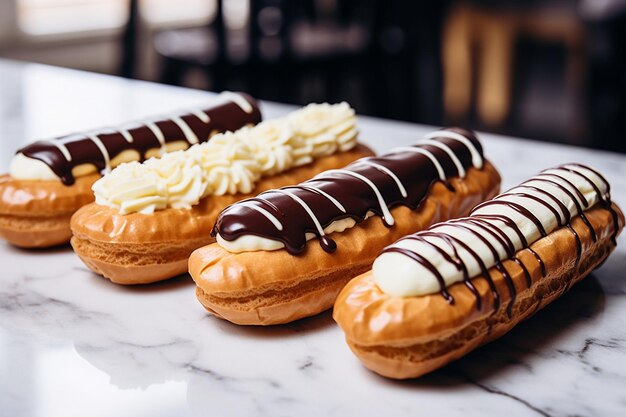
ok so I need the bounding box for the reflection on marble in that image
[1,59,626,417]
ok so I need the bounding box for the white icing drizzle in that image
[28,96,252,175]
[189,108,211,123]
[114,107,210,146]
[144,121,167,152]
[216,128,486,254]
[238,200,283,231]
[118,128,134,143]
[273,189,327,237]
[389,147,446,182]
[289,185,346,212]
[322,169,395,226]
[419,139,466,178]
[87,134,112,174]
[219,91,254,114]
[354,159,408,198]
[170,115,200,144]
[47,136,75,161]
[424,130,483,169]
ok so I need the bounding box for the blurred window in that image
[17,0,216,36]
[141,0,216,27]
[17,0,128,35]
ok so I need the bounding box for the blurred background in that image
[0,0,625,152]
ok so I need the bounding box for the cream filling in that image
[373,164,608,297]
[93,135,261,215]
[216,213,373,253]
[93,103,358,215]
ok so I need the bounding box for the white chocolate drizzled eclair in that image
[334,164,624,379]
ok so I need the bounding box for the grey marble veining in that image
[0,59,625,417]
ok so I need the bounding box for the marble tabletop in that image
[1,59,625,417]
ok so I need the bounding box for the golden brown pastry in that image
[71,146,371,284]
[71,102,369,284]
[333,164,624,379]
[189,128,501,325]
[0,92,262,248]
[0,174,99,247]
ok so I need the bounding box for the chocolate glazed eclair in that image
[0,92,261,248]
[189,128,501,325]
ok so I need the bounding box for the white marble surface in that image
[1,59,626,417]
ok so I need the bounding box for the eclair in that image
[0,92,262,248]
[333,164,624,379]
[71,102,371,284]
[188,128,501,325]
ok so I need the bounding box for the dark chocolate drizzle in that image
[380,163,619,317]
[18,92,262,185]
[212,127,484,255]
[385,247,455,304]
[560,164,620,245]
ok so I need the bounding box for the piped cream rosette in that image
[93,102,358,215]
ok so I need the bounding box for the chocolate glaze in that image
[397,233,481,308]
[474,200,548,238]
[454,218,519,314]
[513,257,532,288]
[385,247,455,304]
[509,184,582,265]
[18,92,262,185]
[422,230,499,310]
[213,127,484,255]
[495,263,516,317]
[380,163,618,316]
[528,248,546,276]
[561,164,620,245]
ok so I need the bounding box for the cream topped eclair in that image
[333,164,624,379]
[188,127,501,325]
[71,102,372,284]
[0,92,262,248]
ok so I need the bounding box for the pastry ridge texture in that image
[71,145,373,284]
[0,173,99,247]
[333,202,624,379]
[189,161,501,325]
